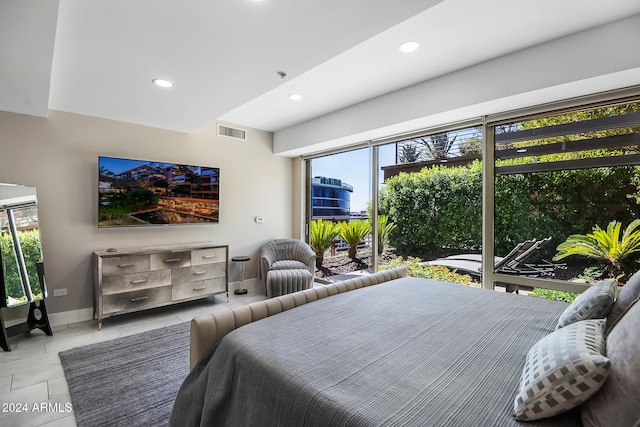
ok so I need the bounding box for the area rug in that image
[59,321,190,427]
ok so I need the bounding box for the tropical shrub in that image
[553,220,640,280]
[338,220,371,259]
[309,219,341,268]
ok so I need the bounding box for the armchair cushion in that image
[272,260,309,270]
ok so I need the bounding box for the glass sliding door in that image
[377,124,484,285]
[308,148,373,280]
[493,100,640,291]
[302,92,639,296]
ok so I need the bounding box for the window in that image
[303,89,640,293]
[308,148,373,277]
[378,124,484,258]
[493,100,640,284]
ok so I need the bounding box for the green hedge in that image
[380,162,482,256]
[379,161,640,259]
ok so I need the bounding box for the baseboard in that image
[48,307,94,327]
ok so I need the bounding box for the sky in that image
[310,145,396,212]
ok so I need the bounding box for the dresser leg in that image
[98,319,102,331]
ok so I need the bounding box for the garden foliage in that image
[309,219,341,268]
[380,256,473,285]
[1,229,43,303]
[554,219,640,279]
[368,215,397,255]
[338,219,371,259]
[379,160,640,263]
[530,288,578,303]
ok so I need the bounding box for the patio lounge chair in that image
[425,237,560,280]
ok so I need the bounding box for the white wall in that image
[274,13,640,156]
[0,110,293,323]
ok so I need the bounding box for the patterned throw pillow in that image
[556,279,617,329]
[513,319,611,421]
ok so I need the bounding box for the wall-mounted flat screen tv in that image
[98,156,220,227]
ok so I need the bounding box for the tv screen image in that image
[98,156,220,227]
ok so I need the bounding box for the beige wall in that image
[0,110,293,323]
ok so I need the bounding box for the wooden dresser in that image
[94,243,228,330]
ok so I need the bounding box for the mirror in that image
[0,183,44,308]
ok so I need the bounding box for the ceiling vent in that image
[217,124,247,141]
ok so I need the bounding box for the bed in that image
[170,267,640,427]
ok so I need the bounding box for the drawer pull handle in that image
[130,296,149,302]
[193,286,207,291]
[130,279,147,284]
[193,271,207,276]
[202,254,216,259]
[164,258,180,263]
[118,263,136,268]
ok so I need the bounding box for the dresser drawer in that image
[172,262,226,284]
[101,270,171,295]
[101,255,150,276]
[102,286,171,315]
[192,247,226,266]
[172,277,226,301]
[150,251,191,270]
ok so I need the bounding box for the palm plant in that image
[553,219,640,280]
[338,220,371,259]
[309,219,341,268]
[368,215,397,255]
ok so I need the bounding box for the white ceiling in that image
[2,0,640,134]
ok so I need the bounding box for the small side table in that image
[232,256,250,295]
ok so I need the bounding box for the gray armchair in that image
[260,239,316,297]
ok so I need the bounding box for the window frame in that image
[301,86,640,292]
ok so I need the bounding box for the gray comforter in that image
[170,277,581,426]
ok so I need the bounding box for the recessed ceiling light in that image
[289,94,302,101]
[398,41,420,53]
[152,79,174,88]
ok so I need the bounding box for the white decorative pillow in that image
[556,279,617,329]
[582,301,640,426]
[513,319,611,421]
[605,269,640,334]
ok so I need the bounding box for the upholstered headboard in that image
[189,267,409,369]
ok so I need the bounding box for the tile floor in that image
[0,281,268,427]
